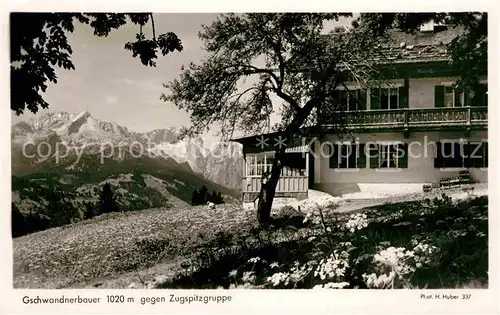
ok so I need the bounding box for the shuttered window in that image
[368,143,408,169]
[434,141,488,168]
[335,88,368,111]
[370,79,409,110]
[435,83,487,108]
[330,143,364,169]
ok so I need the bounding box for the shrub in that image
[191,186,225,206]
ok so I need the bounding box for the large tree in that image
[163,12,487,223]
[11,13,183,115]
[162,13,393,222]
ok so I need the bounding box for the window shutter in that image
[369,143,379,169]
[434,142,443,168]
[398,79,409,108]
[357,90,367,110]
[483,84,488,107]
[464,143,473,168]
[484,142,488,167]
[333,89,340,109]
[454,87,463,107]
[370,88,380,110]
[434,85,445,108]
[328,144,338,169]
[398,143,408,168]
[357,144,366,168]
[478,84,487,107]
[464,88,473,107]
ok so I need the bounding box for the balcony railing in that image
[320,106,488,130]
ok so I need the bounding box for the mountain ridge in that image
[11,110,243,190]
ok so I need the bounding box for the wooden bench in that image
[439,170,472,189]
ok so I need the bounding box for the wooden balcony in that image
[320,106,488,133]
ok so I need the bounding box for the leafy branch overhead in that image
[162,13,393,141]
[10,13,183,115]
[163,13,487,143]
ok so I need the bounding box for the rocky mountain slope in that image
[11,111,243,189]
[11,111,243,234]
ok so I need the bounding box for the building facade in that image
[233,25,488,201]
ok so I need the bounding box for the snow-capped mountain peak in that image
[12,111,243,189]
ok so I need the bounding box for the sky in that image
[11,13,354,139]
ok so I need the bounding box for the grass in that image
[13,193,488,290]
[13,204,258,288]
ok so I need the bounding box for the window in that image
[465,83,488,107]
[368,143,408,169]
[329,143,367,169]
[378,144,399,168]
[444,86,455,107]
[338,144,357,169]
[435,141,488,168]
[443,86,464,107]
[245,153,307,177]
[435,83,487,108]
[246,154,274,177]
[370,84,408,110]
[442,142,464,167]
[380,88,399,110]
[335,88,367,111]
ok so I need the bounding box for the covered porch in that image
[242,146,311,202]
[232,133,313,203]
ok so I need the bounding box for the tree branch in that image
[150,14,156,41]
[223,63,302,112]
[273,39,285,90]
[228,64,280,85]
[273,88,302,112]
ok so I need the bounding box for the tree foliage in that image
[84,201,98,220]
[45,189,79,227]
[191,186,224,205]
[11,13,183,115]
[162,13,397,222]
[163,13,487,223]
[163,13,388,141]
[98,183,120,214]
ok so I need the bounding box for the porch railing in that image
[320,106,488,129]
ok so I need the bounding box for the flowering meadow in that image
[164,193,488,289]
[13,192,488,289]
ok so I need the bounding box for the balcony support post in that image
[403,109,410,138]
[465,106,472,138]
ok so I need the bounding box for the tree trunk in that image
[256,107,314,223]
[256,150,284,223]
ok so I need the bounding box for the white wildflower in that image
[269,262,279,269]
[314,250,350,281]
[344,213,369,233]
[267,272,290,287]
[248,257,261,264]
[242,271,256,284]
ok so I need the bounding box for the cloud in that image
[119,77,165,92]
[122,78,136,84]
[106,96,118,104]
